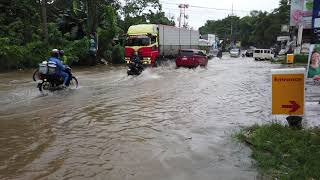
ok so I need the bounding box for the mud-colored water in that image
[0,58,319,180]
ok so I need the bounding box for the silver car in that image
[230,49,240,57]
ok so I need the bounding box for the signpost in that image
[271,68,305,116]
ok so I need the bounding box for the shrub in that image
[294,54,309,64]
[64,37,90,65]
[111,44,124,64]
[48,23,68,46]
[24,41,49,67]
[280,54,309,64]
[0,38,25,70]
[0,35,92,70]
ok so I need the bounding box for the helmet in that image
[59,50,64,56]
[51,49,59,57]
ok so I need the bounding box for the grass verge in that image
[235,123,320,179]
[271,54,309,65]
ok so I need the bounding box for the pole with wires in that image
[178,4,189,28]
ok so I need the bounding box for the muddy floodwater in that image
[0,57,319,180]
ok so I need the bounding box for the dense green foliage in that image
[274,54,309,64]
[292,54,309,64]
[112,44,125,64]
[199,0,290,48]
[236,123,320,179]
[0,0,173,71]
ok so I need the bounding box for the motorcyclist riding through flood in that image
[48,49,70,87]
[127,51,144,76]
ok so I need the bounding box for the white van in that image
[253,49,274,61]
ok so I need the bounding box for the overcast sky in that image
[159,0,281,29]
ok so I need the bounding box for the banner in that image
[290,0,314,29]
[306,44,320,79]
[312,0,320,41]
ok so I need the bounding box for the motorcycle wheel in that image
[38,81,51,93]
[32,69,40,81]
[69,76,79,89]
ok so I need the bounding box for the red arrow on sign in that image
[281,101,300,113]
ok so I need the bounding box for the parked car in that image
[176,49,208,68]
[230,48,240,57]
[253,49,275,61]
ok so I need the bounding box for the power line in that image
[162,6,248,16]
[162,7,231,16]
[160,1,251,13]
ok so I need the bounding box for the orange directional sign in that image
[281,101,300,113]
[271,68,305,115]
[287,54,294,64]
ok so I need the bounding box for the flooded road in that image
[0,57,319,180]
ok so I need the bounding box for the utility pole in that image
[229,3,235,48]
[178,4,189,28]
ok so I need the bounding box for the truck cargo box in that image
[158,25,199,57]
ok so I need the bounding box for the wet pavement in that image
[0,57,319,180]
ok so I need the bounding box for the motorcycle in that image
[36,62,78,93]
[127,56,144,76]
[127,62,144,76]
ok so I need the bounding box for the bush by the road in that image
[293,54,309,64]
[111,44,125,64]
[236,123,320,179]
[277,54,309,64]
[0,35,90,71]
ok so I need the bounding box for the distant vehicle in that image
[245,48,254,57]
[230,48,240,57]
[176,49,208,68]
[127,62,144,76]
[127,55,144,76]
[253,49,275,61]
[125,24,199,66]
[208,48,219,58]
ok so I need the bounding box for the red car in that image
[176,49,208,68]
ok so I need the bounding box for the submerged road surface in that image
[0,57,319,180]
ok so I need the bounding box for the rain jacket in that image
[48,57,66,75]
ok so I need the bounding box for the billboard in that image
[307,44,320,79]
[290,0,314,29]
[312,0,320,41]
